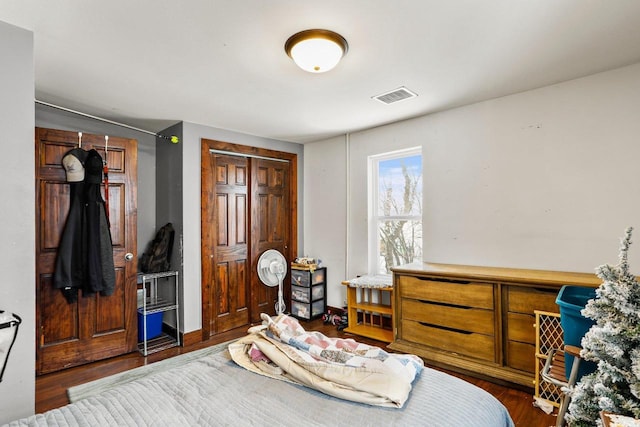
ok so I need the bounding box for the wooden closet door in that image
[35,128,138,374]
[201,139,297,339]
[249,157,290,323]
[208,153,251,333]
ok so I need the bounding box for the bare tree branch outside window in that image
[377,155,422,273]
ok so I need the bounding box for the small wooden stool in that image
[342,276,394,343]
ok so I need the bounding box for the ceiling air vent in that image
[372,87,418,105]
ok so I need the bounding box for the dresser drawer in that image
[506,312,536,344]
[402,319,496,362]
[506,286,558,314]
[402,299,495,335]
[506,340,535,373]
[399,276,494,309]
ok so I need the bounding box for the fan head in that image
[257,249,287,315]
[257,249,287,287]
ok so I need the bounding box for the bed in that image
[3,315,515,427]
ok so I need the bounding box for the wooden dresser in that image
[389,262,600,388]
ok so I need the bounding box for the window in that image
[368,148,422,274]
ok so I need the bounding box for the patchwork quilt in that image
[228,313,423,408]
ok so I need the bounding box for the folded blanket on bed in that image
[228,313,423,408]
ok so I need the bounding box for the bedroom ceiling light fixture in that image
[285,29,348,73]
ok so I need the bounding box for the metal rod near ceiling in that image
[35,99,179,143]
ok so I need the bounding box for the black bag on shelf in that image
[140,223,175,273]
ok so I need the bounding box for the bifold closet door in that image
[201,140,296,338]
[207,153,251,333]
[249,156,290,323]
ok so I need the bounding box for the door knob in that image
[125,253,134,261]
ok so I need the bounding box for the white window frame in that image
[367,146,422,275]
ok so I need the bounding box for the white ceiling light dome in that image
[285,29,348,73]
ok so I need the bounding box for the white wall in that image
[305,62,640,309]
[0,20,35,423]
[419,62,640,272]
[303,136,348,307]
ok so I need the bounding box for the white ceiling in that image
[2,1,640,144]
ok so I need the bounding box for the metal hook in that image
[78,132,82,148]
[104,135,109,161]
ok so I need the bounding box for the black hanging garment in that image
[54,148,115,303]
[54,148,88,303]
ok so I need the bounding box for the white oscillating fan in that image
[257,249,287,315]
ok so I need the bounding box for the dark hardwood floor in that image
[36,318,557,426]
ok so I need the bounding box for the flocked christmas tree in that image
[566,227,640,426]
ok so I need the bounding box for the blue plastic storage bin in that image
[556,285,597,380]
[137,309,163,342]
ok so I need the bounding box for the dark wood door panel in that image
[40,181,69,250]
[215,263,230,315]
[94,268,127,334]
[234,194,248,244]
[209,154,250,334]
[35,127,137,374]
[251,158,290,322]
[268,194,286,242]
[38,274,79,346]
[107,183,126,247]
[38,139,76,182]
[214,259,249,331]
[215,194,228,245]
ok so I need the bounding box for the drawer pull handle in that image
[418,299,472,310]
[414,276,471,285]
[418,321,473,335]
